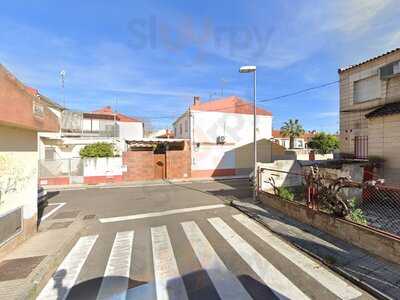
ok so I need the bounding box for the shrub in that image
[307,132,339,154]
[277,187,294,201]
[79,143,115,158]
[348,197,368,225]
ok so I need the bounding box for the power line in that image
[258,80,339,103]
[135,79,341,121]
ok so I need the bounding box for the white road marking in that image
[208,217,310,300]
[233,214,363,300]
[99,204,226,223]
[151,226,188,300]
[96,231,134,300]
[181,221,252,300]
[127,282,157,300]
[37,235,98,300]
[41,202,66,221]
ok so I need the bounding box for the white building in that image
[38,105,144,160]
[173,96,273,177]
[271,130,317,149]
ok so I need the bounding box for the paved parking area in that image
[36,179,373,299]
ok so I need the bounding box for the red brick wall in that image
[123,151,155,181]
[123,142,191,181]
[166,142,191,179]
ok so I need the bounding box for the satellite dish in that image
[60,70,66,77]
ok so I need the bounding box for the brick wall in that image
[122,142,191,181]
[123,151,155,181]
[166,142,191,179]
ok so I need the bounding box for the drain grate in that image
[83,214,96,220]
[0,256,46,281]
[53,211,79,219]
[48,221,73,230]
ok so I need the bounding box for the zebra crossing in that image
[37,214,364,300]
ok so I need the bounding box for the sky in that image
[1,0,399,132]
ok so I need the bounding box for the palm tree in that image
[281,119,305,149]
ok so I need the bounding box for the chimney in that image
[193,96,201,106]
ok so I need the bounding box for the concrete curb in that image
[18,220,85,300]
[230,202,392,300]
[43,176,249,192]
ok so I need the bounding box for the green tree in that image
[79,143,115,158]
[281,119,305,149]
[307,132,339,154]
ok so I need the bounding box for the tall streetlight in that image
[239,65,257,202]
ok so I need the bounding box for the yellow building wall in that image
[339,50,400,155]
[0,126,38,241]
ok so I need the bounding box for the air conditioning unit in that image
[380,60,400,80]
[216,136,226,144]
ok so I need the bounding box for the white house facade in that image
[38,105,144,160]
[174,96,273,177]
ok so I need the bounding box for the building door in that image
[154,154,166,180]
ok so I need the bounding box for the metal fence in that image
[259,166,400,237]
[39,158,83,178]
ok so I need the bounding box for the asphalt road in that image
[37,179,374,300]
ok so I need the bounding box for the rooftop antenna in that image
[60,70,66,107]
[221,78,228,96]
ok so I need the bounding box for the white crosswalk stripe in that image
[208,217,311,300]
[232,214,363,300]
[151,225,188,300]
[182,221,253,300]
[37,215,367,300]
[37,235,98,300]
[96,230,134,300]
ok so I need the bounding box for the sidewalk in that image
[232,200,400,300]
[0,212,86,299]
[43,175,249,191]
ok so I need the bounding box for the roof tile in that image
[191,96,272,116]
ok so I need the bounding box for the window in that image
[354,136,368,159]
[179,123,183,135]
[296,139,304,148]
[353,75,380,102]
[185,120,188,132]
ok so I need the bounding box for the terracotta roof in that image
[87,106,142,122]
[338,48,400,73]
[365,102,400,119]
[191,96,272,116]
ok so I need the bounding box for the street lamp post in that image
[239,65,258,202]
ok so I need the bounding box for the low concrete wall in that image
[259,192,400,264]
[83,157,123,177]
[258,160,303,191]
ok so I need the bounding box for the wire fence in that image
[258,166,400,237]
